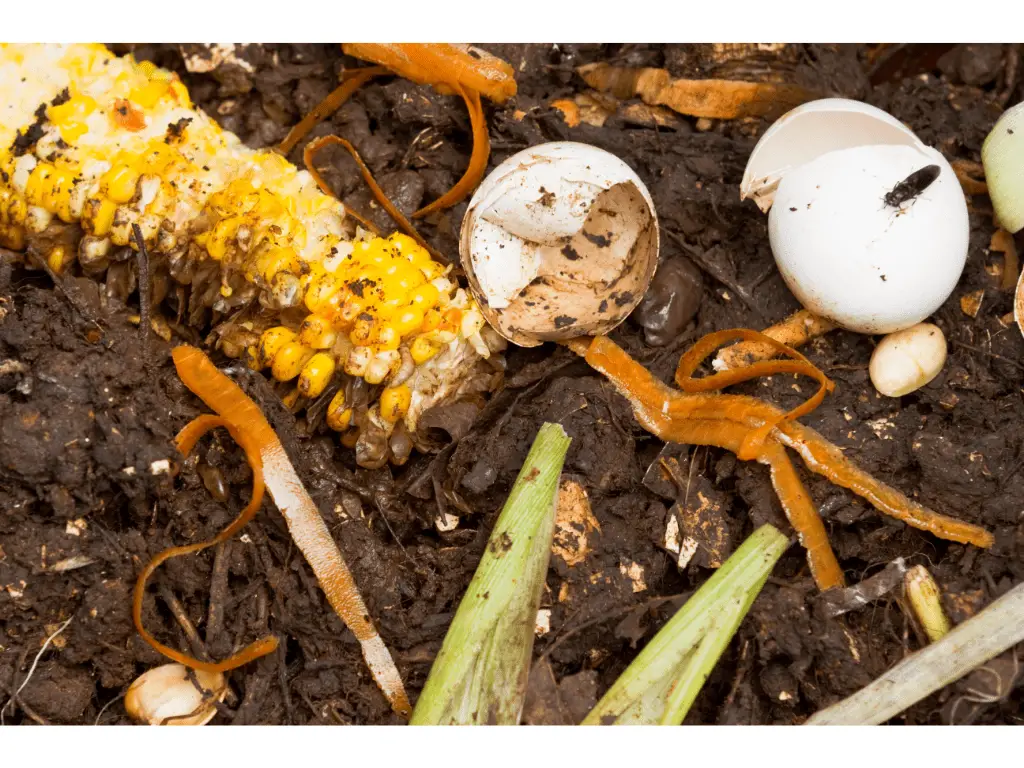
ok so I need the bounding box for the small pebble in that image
[632,257,703,346]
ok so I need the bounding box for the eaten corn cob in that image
[0,44,504,467]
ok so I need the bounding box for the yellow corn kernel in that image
[380,385,411,423]
[365,350,400,385]
[206,216,241,261]
[304,272,344,313]
[383,261,426,293]
[130,79,167,109]
[408,282,440,310]
[298,314,337,349]
[89,198,117,237]
[325,390,351,431]
[101,164,140,204]
[47,245,67,273]
[392,306,426,338]
[387,232,419,255]
[25,162,53,206]
[257,326,296,368]
[421,308,442,333]
[376,325,400,351]
[271,341,314,382]
[168,78,191,108]
[281,388,302,410]
[350,315,376,346]
[409,336,441,365]
[297,352,336,398]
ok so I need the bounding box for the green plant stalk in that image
[582,524,789,725]
[409,422,571,725]
[806,581,1024,725]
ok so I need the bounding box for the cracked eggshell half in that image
[743,98,968,335]
[460,141,659,347]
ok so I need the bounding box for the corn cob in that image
[0,44,504,467]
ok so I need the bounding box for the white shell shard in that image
[982,101,1024,234]
[741,98,920,213]
[461,141,659,347]
[125,663,227,726]
[769,143,968,334]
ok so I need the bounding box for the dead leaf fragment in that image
[577,62,814,120]
[951,158,988,196]
[552,479,601,567]
[990,229,1019,292]
[619,561,647,593]
[960,289,985,318]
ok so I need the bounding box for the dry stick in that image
[131,224,151,360]
[158,585,209,661]
[806,582,1024,724]
[171,346,411,716]
[206,541,231,646]
[713,310,837,372]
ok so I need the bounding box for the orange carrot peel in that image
[566,331,994,592]
[278,43,514,225]
[134,346,411,717]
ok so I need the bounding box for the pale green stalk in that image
[582,524,789,725]
[410,423,571,725]
[807,581,1024,725]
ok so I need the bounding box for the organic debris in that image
[577,62,814,120]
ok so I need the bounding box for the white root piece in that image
[260,442,410,716]
[806,582,1024,725]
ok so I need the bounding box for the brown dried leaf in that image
[552,478,601,567]
[990,229,1019,292]
[960,289,985,318]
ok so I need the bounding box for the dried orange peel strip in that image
[137,346,411,716]
[277,66,387,157]
[412,83,488,219]
[566,332,994,590]
[303,134,444,263]
[133,414,279,673]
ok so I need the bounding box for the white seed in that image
[869,323,947,397]
[364,350,400,385]
[125,663,227,726]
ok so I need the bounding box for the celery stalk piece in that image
[410,422,571,725]
[582,524,790,725]
[806,581,1024,725]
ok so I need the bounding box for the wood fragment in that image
[951,159,988,197]
[577,62,814,120]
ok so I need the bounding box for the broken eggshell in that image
[742,98,968,335]
[460,141,659,347]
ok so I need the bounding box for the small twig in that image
[0,679,49,725]
[158,586,209,661]
[94,690,127,725]
[0,616,73,724]
[206,541,231,647]
[131,224,151,362]
[950,339,1024,371]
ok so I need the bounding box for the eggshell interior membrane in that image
[461,141,659,347]
[769,143,967,335]
[741,98,921,213]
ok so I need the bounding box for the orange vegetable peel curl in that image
[134,346,411,717]
[566,331,994,592]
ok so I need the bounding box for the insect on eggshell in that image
[743,98,968,335]
[460,142,659,347]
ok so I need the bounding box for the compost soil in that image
[1,43,1022,725]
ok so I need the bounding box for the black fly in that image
[883,164,941,208]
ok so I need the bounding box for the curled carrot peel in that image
[412,83,489,219]
[137,346,411,716]
[303,134,442,262]
[341,43,517,105]
[277,66,386,157]
[133,414,279,673]
[566,331,995,591]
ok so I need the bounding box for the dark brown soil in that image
[2,43,1022,726]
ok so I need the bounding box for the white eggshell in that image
[982,101,1024,234]
[769,143,967,334]
[742,98,921,212]
[461,141,659,347]
[869,323,947,397]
